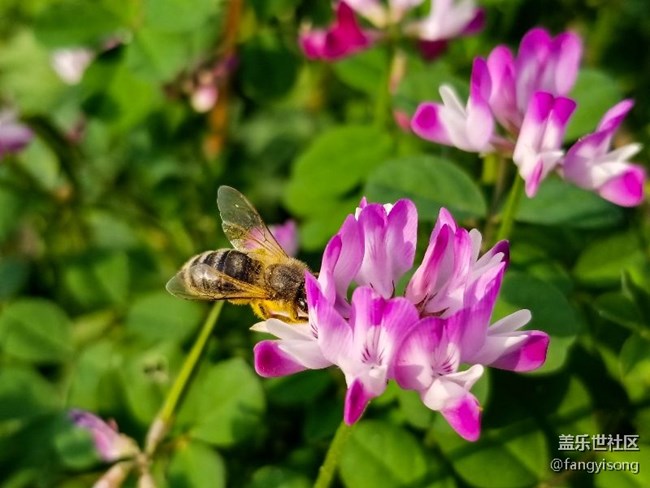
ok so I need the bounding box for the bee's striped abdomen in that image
[185,250,263,295]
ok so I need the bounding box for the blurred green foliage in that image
[1,0,650,487]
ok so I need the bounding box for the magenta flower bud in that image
[69,410,139,462]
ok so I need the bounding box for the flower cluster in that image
[300,0,484,61]
[253,199,549,440]
[411,27,646,206]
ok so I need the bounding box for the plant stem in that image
[313,421,353,488]
[496,173,525,242]
[145,301,224,455]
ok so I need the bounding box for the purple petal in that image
[356,201,416,297]
[69,410,137,462]
[485,239,510,269]
[486,46,519,130]
[394,319,440,390]
[417,39,449,61]
[411,102,452,145]
[464,309,549,371]
[0,111,33,157]
[489,331,550,372]
[470,58,492,104]
[299,2,377,61]
[406,223,454,309]
[514,92,575,196]
[315,290,354,365]
[384,199,418,288]
[440,393,482,441]
[598,165,646,207]
[344,378,373,424]
[269,219,299,257]
[462,7,485,35]
[254,341,310,377]
[597,99,634,134]
[547,32,582,96]
[515,28,553,112]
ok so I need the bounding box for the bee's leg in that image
[250,301,269,320]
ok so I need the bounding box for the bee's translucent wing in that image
[166,263,271,300]
[217,186,288,259]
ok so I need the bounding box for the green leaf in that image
[248,466,311,488]
[364,154,487,220]
[333,47,388,95]
[266,369,332,406]
[573,232,645,287]
[285,125,393,216]
[494,272,579,373]
[0,257,29,300]
[619,334,650,401]
[594,292,644,330]
[125,29,193,82]
[594,445,648,488]
[62,251,129,309]
[620,333,650,376]
[396,388,434,430]
[249,0,302,20]
[438,421,548,488]
[298,196,360,251]
[0,367,59,422]
[0,187,25,243]
[565,68,623,141]
[81,51,162,131]
[126,291,204,343]
[34,0,124,47]
[119,341,184,424]
[144,0,219,33]
[394,58,463,114]
[54,419,98,470]
[168,440,226,488]
[241,37,299,101]
[67,340,120,411]
[517,177,623,228]
[340,420,428,488]
[181,358,266,447]
[0,299,73,363]
[0,30,64,114]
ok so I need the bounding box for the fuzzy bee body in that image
[167,187,310,322]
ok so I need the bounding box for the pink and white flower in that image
[512,92,576,196]
[560,99,646,207]
[410,27,647,205]
[252,198,549,439]
[299,2,377,61]
[394,314,484,440]
[69,410,139,462]
[406,207,508,318]
[299,0,483,62]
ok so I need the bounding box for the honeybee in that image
[166,186,310,322]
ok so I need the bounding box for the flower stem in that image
[314,421,353,488]
[496,173,525,242]
[145,301,224,455]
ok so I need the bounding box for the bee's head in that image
[296,282,308,318]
